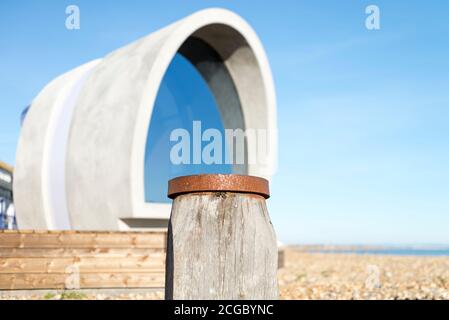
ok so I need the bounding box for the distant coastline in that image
[292,245,449,257]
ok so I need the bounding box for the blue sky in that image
[1,1,448,244]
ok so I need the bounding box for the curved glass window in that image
[144,53,232,203]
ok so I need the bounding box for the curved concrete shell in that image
[14,8,277,230]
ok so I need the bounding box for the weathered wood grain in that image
[165,192,279,299]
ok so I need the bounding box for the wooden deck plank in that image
[0,247,165,258]
[0,256,166,274]
[0,232,167,249]
[0,273,165,290]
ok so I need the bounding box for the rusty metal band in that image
[167,174,270,199]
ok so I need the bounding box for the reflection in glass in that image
[144,53,232,203]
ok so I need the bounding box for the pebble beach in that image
[279,247,449,300]
[1,246,449,300]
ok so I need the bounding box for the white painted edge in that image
[41,59,102,229]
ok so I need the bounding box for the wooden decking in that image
[0,230,167,290]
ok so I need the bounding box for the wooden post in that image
[165,174,279,300]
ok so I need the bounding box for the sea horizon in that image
[291,244,449,257]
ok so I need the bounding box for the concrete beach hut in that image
[14,8,278,231]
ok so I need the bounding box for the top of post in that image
[167,174,270,199]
